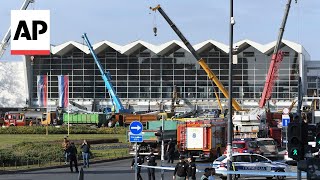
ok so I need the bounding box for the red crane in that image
[259,0,297,108]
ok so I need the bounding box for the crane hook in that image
[153,27,157,36]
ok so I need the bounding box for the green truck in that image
[128,120,177,156]
[62,113,107,127]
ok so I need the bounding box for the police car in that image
[212,153,291,180]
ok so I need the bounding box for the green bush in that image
[0,126,127,134]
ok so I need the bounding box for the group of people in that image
[173,155,215,180]
[62,136,91,173]
[132,150,215,180]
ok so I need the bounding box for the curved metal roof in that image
[49,39,308,57]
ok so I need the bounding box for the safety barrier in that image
[138,164,307,177]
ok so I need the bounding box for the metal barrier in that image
[139,164,307,177]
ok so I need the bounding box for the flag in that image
[58,75,69,108]
[37,75,48,107]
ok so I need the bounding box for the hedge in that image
[0,126,127,134]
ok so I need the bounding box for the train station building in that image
[22,39,315,112]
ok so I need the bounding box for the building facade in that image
[23,39,310,112]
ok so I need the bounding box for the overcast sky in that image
[1,0,319,61]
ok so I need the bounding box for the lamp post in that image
[227,0,235,180]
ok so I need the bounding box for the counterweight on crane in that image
[0,0,34,59]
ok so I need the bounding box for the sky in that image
[1,0,320,61]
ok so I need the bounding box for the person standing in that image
[81,139,90,168]
[187,156,196,180]
[208,168,215,180]
[146,150,157,180]
[173,156,188,180]
[200,168,211,180]
[62,136,70,165]
[131,152,144,180]
[167,138,175,164]
[67,142,79,173]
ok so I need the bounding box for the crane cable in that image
[152,9,158,36]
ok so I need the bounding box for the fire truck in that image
[3,111,43,126]
[177,118,227,160]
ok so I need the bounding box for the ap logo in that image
[11,10,50,55]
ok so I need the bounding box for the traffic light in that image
[154,126,163,141]
[287,121,307,161]
[316,123,320,149]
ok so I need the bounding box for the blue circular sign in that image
[129,121,143,134]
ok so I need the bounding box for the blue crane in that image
[82,33,130,114]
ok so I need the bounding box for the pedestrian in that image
[146,150,157,180]
[208,168,215,180]
[167,138,175,164]
[200,168,211,180]
[67,142,79,173]
[62,136,70,165]
[187,156,196,180]
[131,152,144,180]
[81,139,90,168]
[216,147,221,158]
[173,155,188,180]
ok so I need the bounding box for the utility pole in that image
[161,115,165,180]
[227,0,234,180]
[297,77,302,180]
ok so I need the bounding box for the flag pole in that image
[46,73,49,135]
[67,74,70,136]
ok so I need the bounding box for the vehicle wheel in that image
[275,169,285,180]
[232,174,239,180]
[221,177,227,180]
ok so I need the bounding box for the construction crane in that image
[0,0,34,59]
[82,33,130,114]
[259,0,297,108]
[150,5,242,111]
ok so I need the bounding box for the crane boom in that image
[259,0,295,108]
[150,5,241,111]
[0,0,35,59]
[82,33,129,113]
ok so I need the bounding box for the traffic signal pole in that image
[161,115,165,180]
[297,77,302,180]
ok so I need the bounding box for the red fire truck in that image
[177,118,227,160]
[3,111,43,126]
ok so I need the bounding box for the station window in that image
[243,52,255,57]
[173,52,185,57]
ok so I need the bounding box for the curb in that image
[0,156,131,175]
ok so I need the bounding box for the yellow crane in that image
[150,5,242,111]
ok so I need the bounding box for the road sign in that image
[282,115,290,127]
[129,134,143,142]
[129,121,143,134]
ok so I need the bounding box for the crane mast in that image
[259,0,296,108]
[0,0,35,59]
[82,33,129,113]
[150,5,242,111]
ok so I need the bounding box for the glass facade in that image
[29,42,302,110]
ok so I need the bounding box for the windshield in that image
[248,141,258,148]
[233,143,245,149]
[257,140,276,146]
[215,155,227,162]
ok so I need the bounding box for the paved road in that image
[0,159,305,180]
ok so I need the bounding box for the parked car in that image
[232,140,261,154]
[212,153,291,180]
[255,138,279,158]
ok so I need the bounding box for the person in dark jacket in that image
[187,156,196,180]
[67,142,79,173]
[167,138,175,164]
[146,150,157,180]
[173,156,188,180]
[80,139,90,168]
[131,153,144,180]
